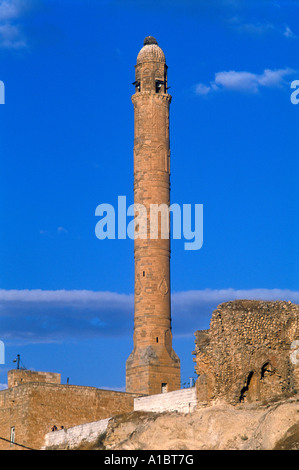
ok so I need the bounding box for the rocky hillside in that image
[78,395,299,451]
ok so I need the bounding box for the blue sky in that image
[0,0,298,390]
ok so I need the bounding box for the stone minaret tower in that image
[126,37,181,395]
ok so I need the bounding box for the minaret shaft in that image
[126,37,180,395]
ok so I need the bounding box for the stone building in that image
[0,35,180,451]
[126,37,180,395]
[2,36,298,451]
[0,369,140,450]
[193,300,299,404]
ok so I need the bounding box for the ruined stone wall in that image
[193,300,299,404]
[0,381,140,450]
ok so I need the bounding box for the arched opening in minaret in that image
[155,80,165,93]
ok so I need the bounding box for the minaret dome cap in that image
[137,36,166,64]
[143,36,158,46]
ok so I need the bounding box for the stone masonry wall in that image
[194,300,299,404]
[43,388,197,449]
[134,387,197,413]
[43,418,110,449]
[7,369,61,388]
[0,381,139,450]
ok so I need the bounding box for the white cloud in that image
[0,289,134,343]
[195,67,296,96]
[195,83,211,96]
[283,25,296,39]
[57,226,68,234]
[0,288,298,344]
[0,288,134,307]
[0,22,25,48]
[172,288,299,338]
[228,15,297,40]
[172,288,299,306]
[0,0,28,49]
[0,0,22,21]
[214,70,260,92]
[39,227,69,237]
[237,22,275,35]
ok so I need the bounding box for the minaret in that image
[126,36,181,395]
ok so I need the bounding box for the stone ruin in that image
[193,300,299,404]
